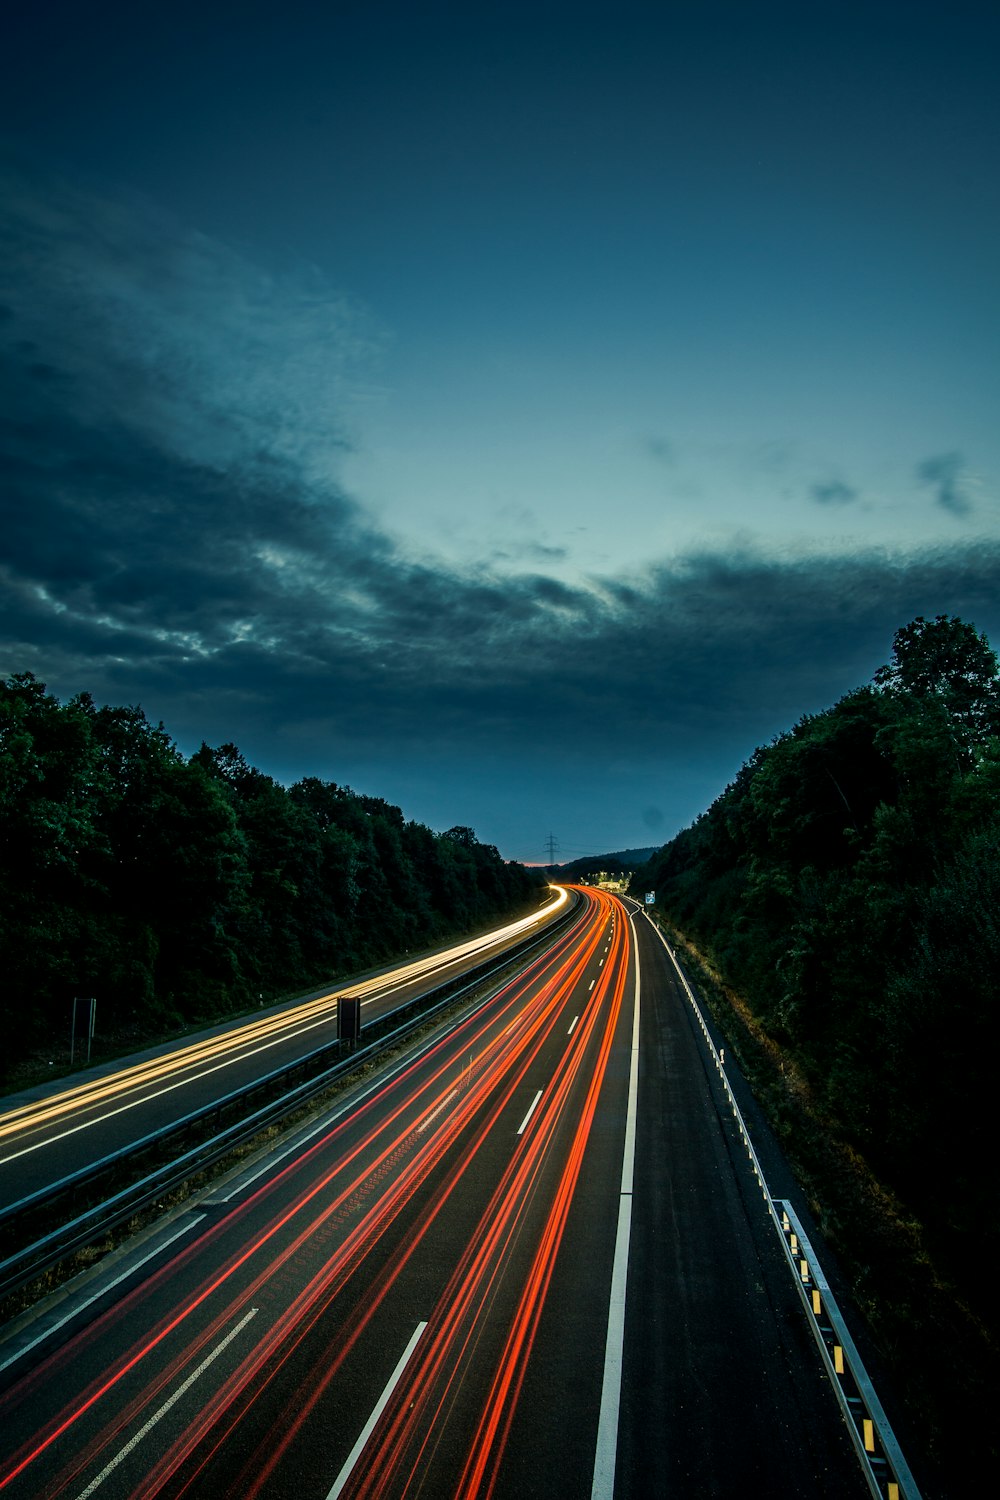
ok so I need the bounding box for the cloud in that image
[489,539,568,566]
[7,430,1000,771]
[917,451,973,517]
[0,158,380,480]
[4,158,1000,823]
[810,479,858,506]
[646,437,674,465]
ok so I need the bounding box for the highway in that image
[0,888,572,1207]
[0,888,872,1497]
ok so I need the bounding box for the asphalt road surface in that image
[0,889,870,1497]
[0,888,573,1208]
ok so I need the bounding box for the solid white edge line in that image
[0,1214,206,1376]
[591,912,641,1500]
[516,1089,543,1136]
[74,1305,259,1499]
[326,1321,428,1500]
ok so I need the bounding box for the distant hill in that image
[547,846,659,878]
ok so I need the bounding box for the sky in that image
[2,0,999,863]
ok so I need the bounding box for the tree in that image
[874,614,1000,753]
[633,614,1000,1319]
[0,677,539,1075]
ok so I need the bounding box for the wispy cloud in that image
[917,451,973,517]
[646,437,674,465]
[810,479,858,506]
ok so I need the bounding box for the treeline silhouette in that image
[0,673,541,1079]
[635,615,999,1289]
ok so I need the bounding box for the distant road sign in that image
[645,892,655,905]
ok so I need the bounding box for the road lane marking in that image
[516,1089,543,1136]
[567,1015,579,1035]
[73,1305,259,1499]
[0,1215,206,1376]
[326,1321,428,1500]
[207,986,502,1205]
[591,916,640,1500]
[417,1086,460,1133]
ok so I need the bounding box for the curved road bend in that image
[0,888,574,1206]
[0,890,869,1497]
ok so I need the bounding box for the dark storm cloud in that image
[917,452,973,516]
[4,162,999,798]
[9,460,998,772]
[6,422,1000,788]
[5,303,998,767]
[810,479,858,506]
[0,160,373,471]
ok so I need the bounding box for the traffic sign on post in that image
[338,995,362,1046]
[71,996,96,1066]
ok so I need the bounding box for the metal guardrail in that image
[642,909,922,1500]
[775,1200,921,1500]
[0,897,581,1304]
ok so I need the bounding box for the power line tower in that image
[544,832,560,866]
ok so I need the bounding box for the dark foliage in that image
[551,847,659,879]
[633,615,1000,1293]
[0,675,541,1076]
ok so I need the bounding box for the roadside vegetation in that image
[633,614,999,1485]
[0,673,542,1085]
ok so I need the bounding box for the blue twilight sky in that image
[2,0,999,862]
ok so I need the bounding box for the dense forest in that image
[0,673,541,1081]
[634,615,999,1292]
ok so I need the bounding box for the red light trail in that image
[0,889,633,1500]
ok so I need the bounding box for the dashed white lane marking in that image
[516,1089,543,1136]
[417,1087,459,1133]
[326,1322,428,1499]
[74,1305,259,1498]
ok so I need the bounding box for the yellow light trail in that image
[0,888,569,1161]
